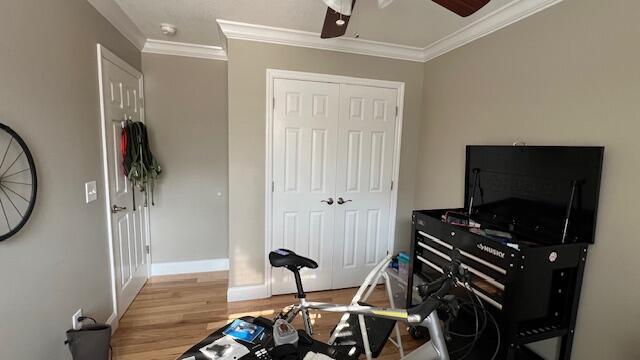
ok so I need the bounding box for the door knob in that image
[111,205,127,213]
[321,198,334,205]
[337,197,352,205]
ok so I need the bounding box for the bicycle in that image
[269,249,495,360]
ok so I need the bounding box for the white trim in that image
[87,0,146,50]
[143,39,228,61]
[216,0,563,62]
[227,283,270,302]
[264,69,274,299]
[96,44,147,326]
[89,0,562,62]
[422,0,564,61]
[106,312,118,334]
[217,20,425,62]
[264,69,405,300]
[151,258,230,276]
[97,44,121,331]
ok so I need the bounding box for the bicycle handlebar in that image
[406,256,467,323]
[407,276,456,323]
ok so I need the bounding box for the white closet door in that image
[332,84,398,289]
[272,79,340,295]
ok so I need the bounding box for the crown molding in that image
[142,39,228,61]
[217,0,563,63]
[217,20,426,62]
[422,0,564,61]
[90,0,563,61]
[87,0,146,50]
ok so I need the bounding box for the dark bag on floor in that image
[65,323,112,360]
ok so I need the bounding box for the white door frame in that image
[96,44,151,331]
[264,69,405,297]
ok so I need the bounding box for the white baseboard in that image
[151,258,229,276]
[106,312,117,325]
[105,312,118,334]
[227,283,269,302]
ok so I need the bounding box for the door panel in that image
[332,84,398,289]
[101,58,148,318]
[272,79,340,295]
[271,78,399,294]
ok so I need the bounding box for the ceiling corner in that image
[423,0,565,61]
[87,0,147,50]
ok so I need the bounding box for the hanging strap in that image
[120,120,161,207]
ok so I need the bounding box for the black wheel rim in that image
[0,123,37,242]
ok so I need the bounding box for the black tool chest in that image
[407,146,604,360]
[408,209,588,359]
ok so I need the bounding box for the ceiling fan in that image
[321,0,491,39]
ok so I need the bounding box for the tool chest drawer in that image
[408,209,590,360]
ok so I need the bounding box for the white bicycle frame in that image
[280,255,450,360]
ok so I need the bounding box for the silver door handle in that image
[321,197,334,205]
[111,205,127,213]
[337,197,352,205]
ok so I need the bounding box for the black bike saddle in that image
[269,249,318,270]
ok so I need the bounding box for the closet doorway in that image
[266,70,405,296]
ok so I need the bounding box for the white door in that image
[271,77,399,293]
[272,79,340,295]
[332,84,398,289]
[99,48,149,319]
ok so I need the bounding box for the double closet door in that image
[271,78,399,295]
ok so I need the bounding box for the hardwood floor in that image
[111,272,425,360]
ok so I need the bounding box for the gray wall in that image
[227,39,424,288]
[142,53,229,264]
[417,0,640,358]
[0,0,140,359]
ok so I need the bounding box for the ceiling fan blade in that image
[321,0,356,39]
[432,0,490,17]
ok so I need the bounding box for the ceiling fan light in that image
[322,0,353,16]
[336,18,346,26]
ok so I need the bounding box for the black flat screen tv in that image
[465,146,604,245]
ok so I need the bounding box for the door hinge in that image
[272,181,275,192]
[391,181,394,191]
[395,106,399,117]
[139,97,144,108]
[145,245,150,254]
[273,97,275,109]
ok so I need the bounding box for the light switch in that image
[85,181,98,203]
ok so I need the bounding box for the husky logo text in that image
[477,243,506,258]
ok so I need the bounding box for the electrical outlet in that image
[72,309,83,330]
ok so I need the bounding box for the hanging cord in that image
[450,284,500,360]
[122,120,137,210]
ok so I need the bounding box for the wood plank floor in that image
[111,272,425,360]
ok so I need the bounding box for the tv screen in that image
[465,146,604,245]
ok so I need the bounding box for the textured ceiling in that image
[114,0,514,48]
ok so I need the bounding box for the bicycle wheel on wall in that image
[0,123,37,242]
